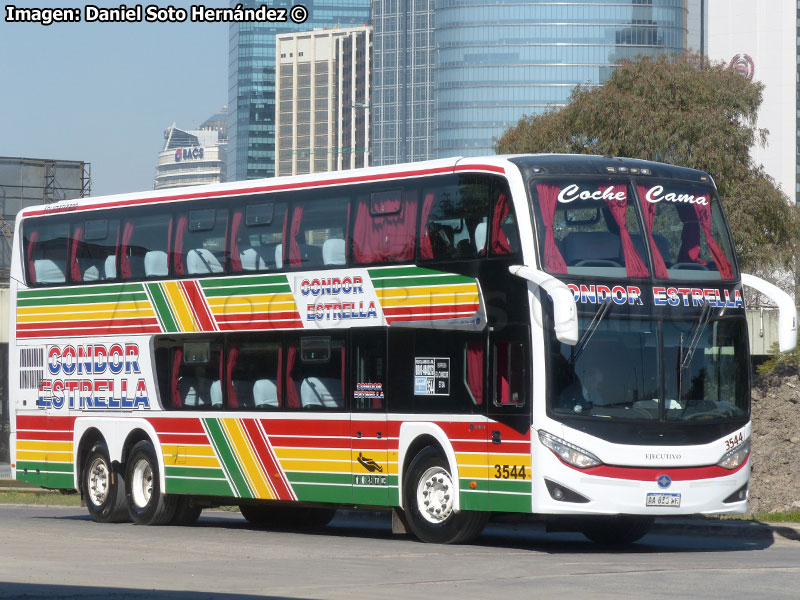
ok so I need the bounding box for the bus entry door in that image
[350,332,390,506]
[487,327,533,512]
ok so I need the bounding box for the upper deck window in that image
[635,183,735,280]
[24,220,70,285]
[532,180,649,278]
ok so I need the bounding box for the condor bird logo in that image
[357,452,383,473]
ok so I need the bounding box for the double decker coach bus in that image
[9,155,796,544]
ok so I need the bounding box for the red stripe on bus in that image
[214,311,302,323]
[16,415,77,431]
[217,321,304,332]
[17,318,161,330]
[259,418,350,437]
[382,303,479,317]
[561,456,748,481]
[23,165,458,217]
[454,164,505,174]
[243,419,296,501]
[149,417,206,434]
[17,325,162,339]
[16,429,74,442]
[180,280,217,331]
[268,436,351,450]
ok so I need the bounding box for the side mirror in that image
[741,273,797,352]
[509,265,578,345]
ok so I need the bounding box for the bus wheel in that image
[125,440,177,525]
[579,516,653,546]
[171,497,203,526]
[402,447,487,544]
[83,442,128,523]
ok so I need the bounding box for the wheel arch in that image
[73,418,165,493]
[397,422,460,512]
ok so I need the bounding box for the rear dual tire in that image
[83,443,128,523]
[125,440,177,525]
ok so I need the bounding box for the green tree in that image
[495,52,799,275]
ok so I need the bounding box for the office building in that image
[154,108,228,190]
[275,27,371,176]
[371,0,689,164]
[706,1,797,203]
[228,0,371,181]
[371,0,434,165]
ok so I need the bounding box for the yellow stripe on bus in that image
[276,458,352,473]
[220,418,275,500]
[375,284,478,299]
[17,440,73,453]
[274,447,351,461]
[162,281,198,333]
[16,301,154,315]
[379,293,479,308]
[207,293,296,307]
[16,450,73,463]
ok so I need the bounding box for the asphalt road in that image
[1,505,799,599]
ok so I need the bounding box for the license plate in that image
[646,492,681,507]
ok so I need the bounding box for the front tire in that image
[402,447,487,544]
[125,440,177,525]
[83,442,128,523]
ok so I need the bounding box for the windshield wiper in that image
[570,298,612,365]
[680,301,714,371]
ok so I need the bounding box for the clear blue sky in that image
[0,1,229,196]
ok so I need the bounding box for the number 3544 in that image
[724,432,744,451]
[494,464,527,479]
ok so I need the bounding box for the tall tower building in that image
[371,0,435,166]
[275,27,372,176]
[228,0,371,182]
[433,0,688,159]
[370,0,690,165]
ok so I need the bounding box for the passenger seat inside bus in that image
[300,377,343,408]
[179,376,222,409]
[80,255,117,282]
[34,258,66,284]
[239,246,270,271]
[186,248,224,275]
[253,379,279,408]
[322,238,346,265]
[144,250,168,277]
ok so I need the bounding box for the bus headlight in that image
[538,430,602,469]
[717,439,750,470]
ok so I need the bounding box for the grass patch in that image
[0,489,82,507]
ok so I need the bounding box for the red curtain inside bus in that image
[602,184,649,278]
[419,192,436,260]
[352,192,417,264]
[536,183,568,273]
[490,193,511,255]
[636,184,670,278]
[466,341,484,405]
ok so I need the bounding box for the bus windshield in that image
[549,316,748,422]
[530,178,737,281]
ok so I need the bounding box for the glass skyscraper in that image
[228,0,371,181]
[434,0,687,158]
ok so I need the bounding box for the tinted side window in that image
[120,213,173,280]
[286,336,346,410]
[287,198,349,269]
[420,175,491,261]
[24,219,70,285]
[174,207,229,277]
[166,341,223,410]
[70,218,119,283]
[227,341,282,409]
[230,201,288,272]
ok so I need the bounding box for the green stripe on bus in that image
[145,283,178,333]
[165,477,235,497]
[285,472,352,485]
[368,266,452,279]
[291,483,353,504]
[164,466,228,480]
[17,292,149,307]
[487,479,532,494]
[459,489,491,511]
[15,461,73,473]
[371,275,474,289]
[202,283,292,298]
[16,472,74,489]
[18,283,145,299]
[489,493,532,513]
[200,274,289,289]
[203,418,253,499]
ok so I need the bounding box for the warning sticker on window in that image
[414,357,450,396]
